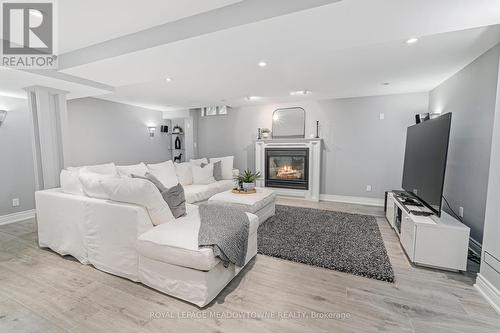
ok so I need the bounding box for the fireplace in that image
[265,148,309,190]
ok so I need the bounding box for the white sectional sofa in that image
[36,157,259,307]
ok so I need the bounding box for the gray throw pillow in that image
[201,161,223,181]
[131,173,186,218]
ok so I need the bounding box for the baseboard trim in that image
[0,209,36,226]
[319,194,384,207]
[474,273,500,315]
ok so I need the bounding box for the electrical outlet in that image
[12,198,20,207]
[366,185,372,192]
[379,113,385,120]
[459,206,464,218]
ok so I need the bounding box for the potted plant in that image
[234,169,261,191]
[261,128,271,139]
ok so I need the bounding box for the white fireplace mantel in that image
[255,138,323,201]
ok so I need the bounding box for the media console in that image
[386,191,470,271]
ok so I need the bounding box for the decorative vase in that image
[242,182,255,191]
[262,132,270,139]
[175,136,181,149]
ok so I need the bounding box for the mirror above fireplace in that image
[272,107,305,139]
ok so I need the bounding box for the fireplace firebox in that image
[265,148,309,190]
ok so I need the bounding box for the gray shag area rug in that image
[257,205,395,283]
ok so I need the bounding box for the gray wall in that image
[428,44,500,244]
[67,98,170,166]
[196,93,428,199]
[0,106,36,216]
[480,50,500,290]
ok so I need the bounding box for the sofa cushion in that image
[137,204,259,271]
[209,156,234,180]
[75,163,117,175]
[100,177,175,226]
[147,160,178,189]
[183,180,234,204]
[174,162,193,185]
[116,163,148,177]
[132,173,186,219]
[60,169,85,196]
[79,172,119,199]
[192,163,215,185]
[189,158,208,166]
[202,161,222,181]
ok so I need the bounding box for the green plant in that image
[234,169,261,183]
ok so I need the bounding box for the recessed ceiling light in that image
[245,96,261,101]
[382,82,390,86]
[290,90,310,96]
[165,77,173,82]
[258,61,267,67]
[406,37,418,44]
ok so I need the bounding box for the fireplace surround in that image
[255,138,322,201]
[265,148,309,190]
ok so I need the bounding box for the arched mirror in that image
[272,107,305,139]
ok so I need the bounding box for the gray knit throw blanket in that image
[198,203,249,267]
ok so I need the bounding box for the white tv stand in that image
[386,192,470,271]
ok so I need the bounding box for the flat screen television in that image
[402,113,452,216]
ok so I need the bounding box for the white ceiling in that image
[3,0,500,111]
[0,67,112,104]
[58,0,241,53]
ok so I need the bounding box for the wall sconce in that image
[148,126,156,137]
[0,110,7,127]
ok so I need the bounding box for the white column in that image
[25,86,69,190]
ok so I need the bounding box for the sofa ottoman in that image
[208,187,276,224]
[136,205,259,307]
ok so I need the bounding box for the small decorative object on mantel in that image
[234,169,261,192]
[160,125,169,133]
[172,125,183,134]
[257,128,262,140]
[315,120,320,138]
[261,128,271,139]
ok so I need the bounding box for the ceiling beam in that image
[59,0,341,70]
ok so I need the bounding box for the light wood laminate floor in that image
[0,197,498,332]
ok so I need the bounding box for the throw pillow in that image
[132,173,186,218]
[209,156,234,180]
[174,162,193,185]
[116,162,148,177]
[201,161,223,181]
[60,169,85,196]
[100,177,175,226]
[77,162,117,176]
[147,160,178,188]
[79,172,119,199]
[189,158,208,167]
[192,163,215,185]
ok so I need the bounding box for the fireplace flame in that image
[276,165,302,179]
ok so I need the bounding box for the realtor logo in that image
[1,1,57,68]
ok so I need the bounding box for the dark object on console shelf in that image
[174,153,183,163]
[175,136,182,149]
[415,113,430,124]
[160,125,169,133]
